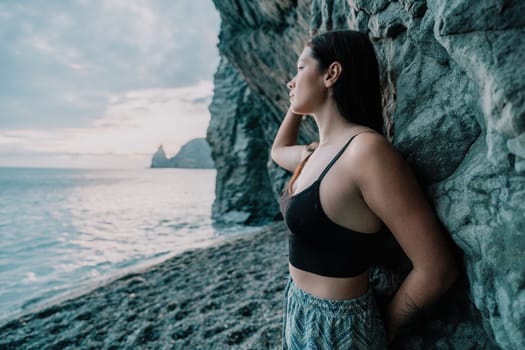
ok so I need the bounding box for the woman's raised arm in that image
[271,107,310,172]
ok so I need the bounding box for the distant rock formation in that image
[172,138,215,169]
[208,0,525,349]
[151,145,172,168]
[150,138,214,169]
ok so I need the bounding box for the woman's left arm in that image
[353,134,459,342]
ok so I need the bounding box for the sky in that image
[0,0,221,168]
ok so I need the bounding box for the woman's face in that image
[287,47,327,115]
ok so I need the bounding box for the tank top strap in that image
[317,131,374,181]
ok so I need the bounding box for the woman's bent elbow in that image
[270,147,280,164]
[433,258,459,293]
[416,258,459,297]
[442,261,459,290]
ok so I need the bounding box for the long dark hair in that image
[306,30,384,134]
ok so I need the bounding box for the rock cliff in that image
[207,0,524,349]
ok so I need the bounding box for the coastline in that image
[0,222,288,349]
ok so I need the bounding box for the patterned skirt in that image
[282,277,387,350]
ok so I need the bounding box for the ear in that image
[323,62,342,88]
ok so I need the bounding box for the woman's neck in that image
[312,103,358,145]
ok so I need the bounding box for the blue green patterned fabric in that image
[282,278,387,349]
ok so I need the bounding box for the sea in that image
[0,167,256,325]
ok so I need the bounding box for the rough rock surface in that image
[150,139,214,169]
[207,58,281,225]
[208,0,524,348]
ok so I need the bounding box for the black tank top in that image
[280,133,384,278]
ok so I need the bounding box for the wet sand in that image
[0,222,289,350]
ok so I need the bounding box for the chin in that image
[291,104,307,115]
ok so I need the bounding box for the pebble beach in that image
[0,222,289,350]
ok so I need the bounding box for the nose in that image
[287,78,295,90]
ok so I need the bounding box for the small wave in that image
[21,288,68,310]
[151,251,170,259]
[213,224,263,236]
[24,272,38,282]
[168,222,188,230]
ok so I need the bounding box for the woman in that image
[272,30,458,349]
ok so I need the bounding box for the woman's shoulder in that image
[350,131,394,157]
[344,131,402,175]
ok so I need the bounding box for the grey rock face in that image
[209,0,524,348]
[207,58,280,225]
[428,0,525,173]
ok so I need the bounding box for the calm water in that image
[0,167,252,323]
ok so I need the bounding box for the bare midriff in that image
[289,263,369,300]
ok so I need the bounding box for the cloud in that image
[0,81,213,164]
[0,0,220,128]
